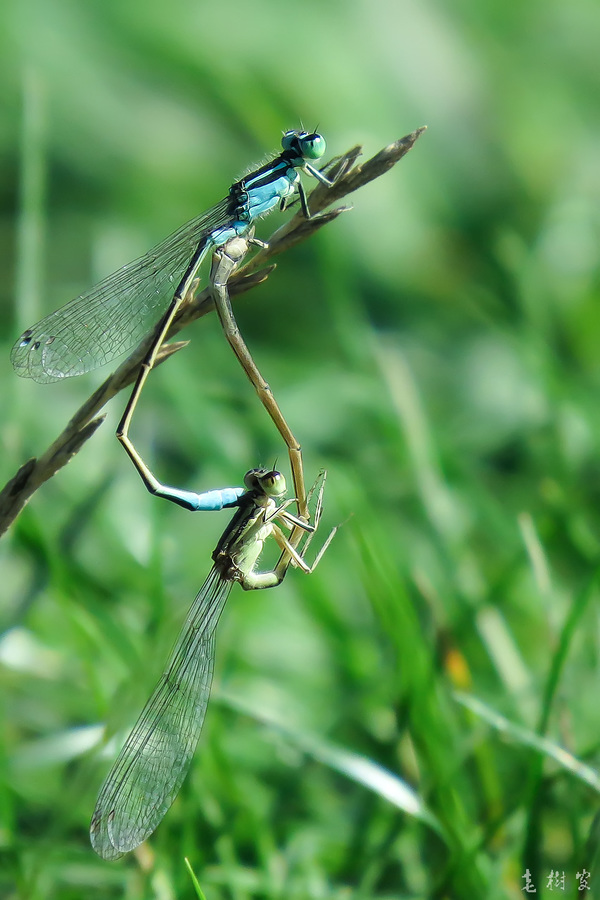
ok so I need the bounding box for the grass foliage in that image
[1,0,600,897]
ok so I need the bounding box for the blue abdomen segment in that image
[157,485,245,512]
[191,486,245,510]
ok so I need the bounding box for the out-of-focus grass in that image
[1,0,600,898]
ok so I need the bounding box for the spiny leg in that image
[272,470,336,580]
[240,471,336,589]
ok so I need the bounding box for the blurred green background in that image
[1,0,600,897]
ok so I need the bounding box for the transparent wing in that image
[90,567,233,860]
[11,198,234,382]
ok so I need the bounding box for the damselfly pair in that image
[13,130,339,858]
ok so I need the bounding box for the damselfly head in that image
[281,130,326,161]
[244,467,286,498]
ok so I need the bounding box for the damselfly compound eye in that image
[261,470,286,498]
[299,132,326,160]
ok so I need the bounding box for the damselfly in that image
[90,466,335,859]
[12,130,333,383]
